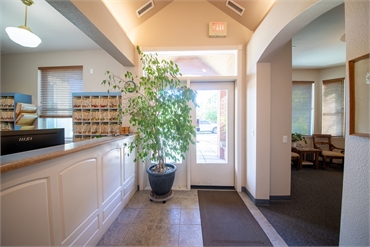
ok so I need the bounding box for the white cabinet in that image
[0,93,32,130]
[1,179,53,246]
[0,136,136,246]
[72,92,122,142]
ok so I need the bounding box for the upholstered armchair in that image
[312,134,345,169]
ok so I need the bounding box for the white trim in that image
[190,81,235,186]
[137,46,243,191]
[186,78,192,191]
[235,45,244,192]
[141,45,241,52]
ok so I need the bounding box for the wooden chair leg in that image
[322,157,326,169]
[296,160,299,170]
[292,159,299,170]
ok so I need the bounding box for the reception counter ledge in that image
[1,135,137,246]
[1,136,134,173]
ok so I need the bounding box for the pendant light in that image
[5,0,41,48]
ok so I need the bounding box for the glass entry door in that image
[190,82,234,186]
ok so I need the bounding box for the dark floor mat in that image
[198,190,272,247]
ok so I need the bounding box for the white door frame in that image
[189,81,235,186]
[138,45,244,192]
[184,75,242,192]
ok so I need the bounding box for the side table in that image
[296,148,321,169]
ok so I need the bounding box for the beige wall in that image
[130,0,252,48]
[1,0,250,192]
[71,0,135,66]
[2,6,368,243]
[1,49,135,105]
[340,0,370,246]
[125,0,251,192]
[255,62,271,200]
[250,41,295,199]
[270,41,293,196]
[246,70,257,197]
[246,0,343,201]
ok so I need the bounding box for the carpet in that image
[198,190,272,246]
[257,165,343,246]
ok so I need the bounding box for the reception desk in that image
[0,135,136,246]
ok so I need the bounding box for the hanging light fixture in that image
[5,0,41,48]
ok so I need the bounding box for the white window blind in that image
[39,66,83,117]
[322,78,344,136]
[292,81,313,135]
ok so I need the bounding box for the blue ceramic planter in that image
[147,163,177,196]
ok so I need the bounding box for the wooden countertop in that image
[0,135,134,173]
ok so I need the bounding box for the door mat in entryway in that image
[198,190,272,246]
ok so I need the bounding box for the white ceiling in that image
[292,3,346,69]
[1,0,100,54]
[1,0,345,69]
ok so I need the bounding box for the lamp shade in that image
[5,25,41,48]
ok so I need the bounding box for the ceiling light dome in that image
[6,0,41,48]
[6,26,41,48]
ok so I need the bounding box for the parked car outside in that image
[197,119,217,133]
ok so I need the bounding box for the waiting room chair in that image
[291,147,301,170]
[312,134,345,169]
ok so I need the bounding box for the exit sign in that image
[209,22,227,37]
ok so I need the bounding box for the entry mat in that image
[198,190,272,246]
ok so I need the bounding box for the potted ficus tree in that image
[102,46,197,202]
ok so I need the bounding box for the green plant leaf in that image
[102,46,197,171]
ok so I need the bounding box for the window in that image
[292,81,314,135]
[146,49,238,76]
[322,78,344,136]
[38,66,83,140]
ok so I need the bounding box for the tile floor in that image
[96,189,287,247]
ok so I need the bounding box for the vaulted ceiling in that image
[103,0,274,34]
[1,0,345,69]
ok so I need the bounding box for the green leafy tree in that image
[102,46,198,173]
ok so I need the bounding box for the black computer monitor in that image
[1,128,65,156]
